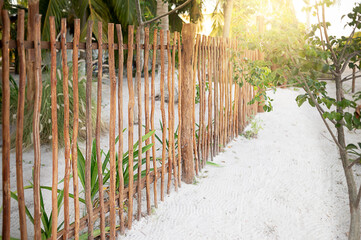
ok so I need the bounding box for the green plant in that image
[6,181,65,240]
[290,2,361,238]
[5,130,155,239]
[232,51,275,112]
[242,116,263,139]
[76,130,155,205]
[0,74,19,124]
[195,81,209,104]
[16,63,101,149]
[206,161,222,167]
[153,121,180,153]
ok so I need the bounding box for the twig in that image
[316,5,326,51]
[142,0,192,26]
[285,49,344,151]
[341,51,361,74]
[342,74,361,83]
[315,4,337,76]
[300,76,343,150]
[348,157,361,170]
[321,4,338,64]
[338,16,361,64]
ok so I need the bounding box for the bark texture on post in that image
[180,24,196,184]
[26,0,39,103]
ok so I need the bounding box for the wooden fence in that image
[1,10,261,239]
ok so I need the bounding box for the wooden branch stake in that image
[177,32,182,186]
[32,14,43,239]
[2,10,11,240]
[144,27,151,214]
[192,35,200,175]
[71,18,81,240]
[160,29,167,200]
[116,24,125,234]
[150,29,158,207]
[167,30,173,194]
[108,23,117,239]
[136,28,143,221]
[15,9,28,240]
[61,18,71,239]
[127,25,135,229]
[172,32,178,191]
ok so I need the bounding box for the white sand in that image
[1,71,360,239]
[119,80,361,240]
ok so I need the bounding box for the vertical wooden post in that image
[197,35,202,167]
[172,32,178,191]
[1,10,11,240]
[201,36,206,166]
[207,36,213,162]
[127,25,135,229]
[167,30,172,194]
[160,29,166,200]
[116,23,125,234]
[96,21,106,240]
[219,38,224,148]
[224,39,229,144]
[177,33,182,186]
[33,14,42,240]
[192,35,200,175]
[214,38,219,155]
[136,28,142,221]
[144,27,151,214]
[181,24,196,184]
[85,20,94,239]
[16,9,28,240]
[108,23,117,239]
[72,18,81,240]
[150,29,158,207]
[50,16,58,239]
[61,18,71,239]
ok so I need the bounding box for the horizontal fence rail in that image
[1,10,262,239]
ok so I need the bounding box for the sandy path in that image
[120,87,359,240]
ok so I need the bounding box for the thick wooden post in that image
[181,24,196,184]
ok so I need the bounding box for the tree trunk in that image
[349,204,361,240]
[223,0,233,38]
[156,0,169,65]
[335,75,361,240]
[26,0,39,103]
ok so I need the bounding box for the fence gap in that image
[85,20,94,239]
